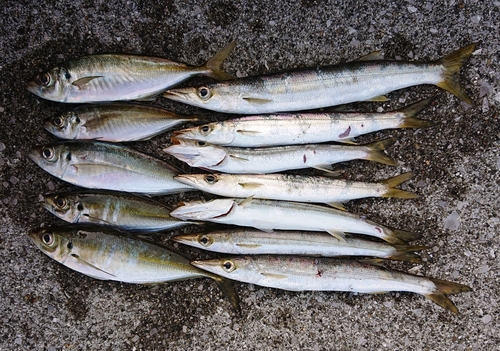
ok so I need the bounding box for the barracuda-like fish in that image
[42,191,198,233]
[172,99,433,146]
[164,137,397,174]
[172,229,426,262]
[174,172,417,210]
[29,226,239,310]
[170,198,420,244]
[163,44,475,114]
[191,255,470,313]
[44,103,201,142]
[27,41,236,103]
[28,141,194,195]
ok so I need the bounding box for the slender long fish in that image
[172,229,426,262]
[29,141,194,195]
[42,191,197,233]
[174,172,417,210]
[170,198,420,244]
[163,44,475,114]
[45,103,202,142]
[172,99,433,146]
[27,41,236,103]
[29,226,239,310]
[164,137,397,174]
[191,255,470,313]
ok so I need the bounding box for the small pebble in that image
[0,142,5,152]
[407,6,418,13]
[481,315,492,324]
[444,211,460,230]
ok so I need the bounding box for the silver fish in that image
[30,226,239,310]
[163,44,475,114]
[164,137,397,174]
[42,191,198,233]
[29,141,194,195]
[191,255,470,313]
[172,229,426,262]
[170,198,420,244]
[44,103,201,142]
[27,41,235,103]
[172,99,433,146]
[174,172,418,210]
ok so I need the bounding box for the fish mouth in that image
[171,233,196,244]
[163,89,190,102]
[173,174,198,185]
[28,146,43,164]
[26,79,40,95]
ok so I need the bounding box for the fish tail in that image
[385,227,422,244]
[425,278,471,313]
[381,172,419,199]
[388,244,429,263]
[213,276,241,313]
[399,99,434,129]
[204,40,237,81]
[436,43,476,104]
[365,137,398,166]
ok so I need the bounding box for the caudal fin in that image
[399,99,434,129]
[387,244,428,263]
[204,40,237,81]
[213,276,241,313]
[436,43,476,104]
[364,137,398,166]
[426,278,471,313]
[384,227,422,244]
[381,172,419,199]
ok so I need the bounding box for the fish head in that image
[29,143,70,178]
[171,232,216,249]
[27,66,72,102]
[163,84,241,113]
[191,256,252,279]
[172,122,235,145]
[29,227,72,263]
[44,110,82,139]
[174,173,227,192]
[42,193,83,223]
[170,199,235,221]
[163,139,227,168]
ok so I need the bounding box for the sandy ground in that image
[1,1,499,350]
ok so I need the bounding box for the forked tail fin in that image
[426,277,471,313]
[399,99,434,129]
[204,40,237,81]
[436,43,476,104]
[381,172,419,199]
[364,137,398,166]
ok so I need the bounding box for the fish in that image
[171,99,433,146]
[28,141,194,195]
[172,229,427,262]
[27,40,236,103]
[174,172,418,210]
[191,255,470,313]
[164,137,397,174]
[44,103,202,142]
[29,226,239,311]
[163,44,475,114]
[170,198,420,244]
[42,191,199,233]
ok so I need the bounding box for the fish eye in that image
[77,203,84,211]
[198,235,212,247]
[42,232,54,245]
[65,72,71,80]
[222,260,235,272]
[197,141,206,147]
[53,116,64,127]
[198,87,212,100]
[41,147,55,160]
[55,197,67,208]
[38,73,52,87]
[199,125,212,135]
[204,174,218,184]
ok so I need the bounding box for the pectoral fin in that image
[365,95,389,102]
[238,182,263,190]
[72,76,103,87]
[71,253,116,277]
[242,97,273,104]
[327,202,347,211]
[237,130,261,135]
[229,154,249,161]
[260,272,288,279]
[326,230,346,241]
